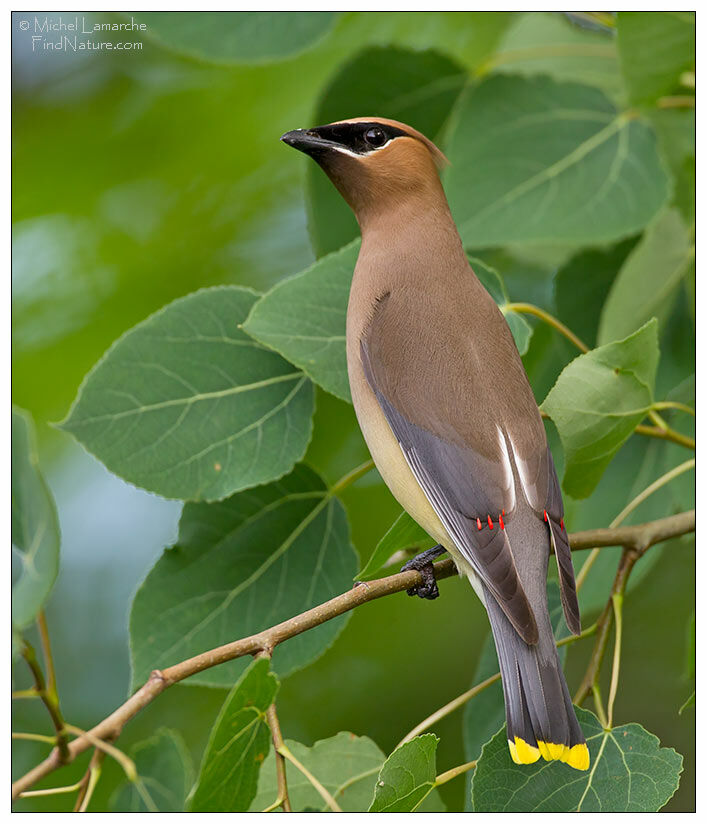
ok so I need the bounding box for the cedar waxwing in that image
[281,118,589,771]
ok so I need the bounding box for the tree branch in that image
[12,510,694,800]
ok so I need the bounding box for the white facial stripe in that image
[329,139,394,159]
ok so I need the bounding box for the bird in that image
[281,117,589,771]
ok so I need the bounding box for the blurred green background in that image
[12,11,694,811]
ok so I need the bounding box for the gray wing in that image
[360,329,539,645]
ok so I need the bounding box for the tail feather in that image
[486,590,589,771]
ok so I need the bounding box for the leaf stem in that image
[606,592,624,728]
[12,689,41,700]
[504,302,589,353]
[330,459,375,496]
[652,400,695,417]
[19,779,85,798]
[398,672,501,747]
[592,683,608,729]
[435,760,477,787]
[12,732,57,745]
[278,744,342,813]
[265,703,292,812]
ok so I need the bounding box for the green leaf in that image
[307,46,467,256]
[356,510,435,582]
[470,256,533,355]
[617,12,695,104]
[541,320,659,499]
[249,732,386,812]
[11,407,60,629]
[110,728,194,812]
[134,12,339,63]
[189,658,278,812]
[491,12,622,99]
[446,75,671,249]
[60,287,314,502]
[243,241,359,402]
[130,464,358,689]
[472,707,683,812]
[648,108,695,223]
[369,735,438,812]
[598,210,693,345]
[554,236,639,349]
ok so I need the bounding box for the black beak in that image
[280,128,336,157]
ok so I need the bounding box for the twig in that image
[576,462,695,590]
[265,703,292,812]
[635,423,695,450]
[19,639,70,763]
[648,410,695,450]
[63,725,136,782]
[72,749,105,813]
[435,760,477,787]
[11,511,694,800]
[278,744,342,813]
[37,611,58,697]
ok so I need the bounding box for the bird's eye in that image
[364,127,386,147]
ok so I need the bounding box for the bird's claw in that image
[401,544,446,600]
[403,561,439,600]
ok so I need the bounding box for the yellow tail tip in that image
[537,740,566,761]
[509,739,590,771]
[562,742,590,771]
[508,736,540,764]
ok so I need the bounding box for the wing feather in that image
[362,336,539,644]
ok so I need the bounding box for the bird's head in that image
[281,117,448,228]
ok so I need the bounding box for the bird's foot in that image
[401,545,446,600]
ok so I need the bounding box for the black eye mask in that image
[312,121,408,154]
